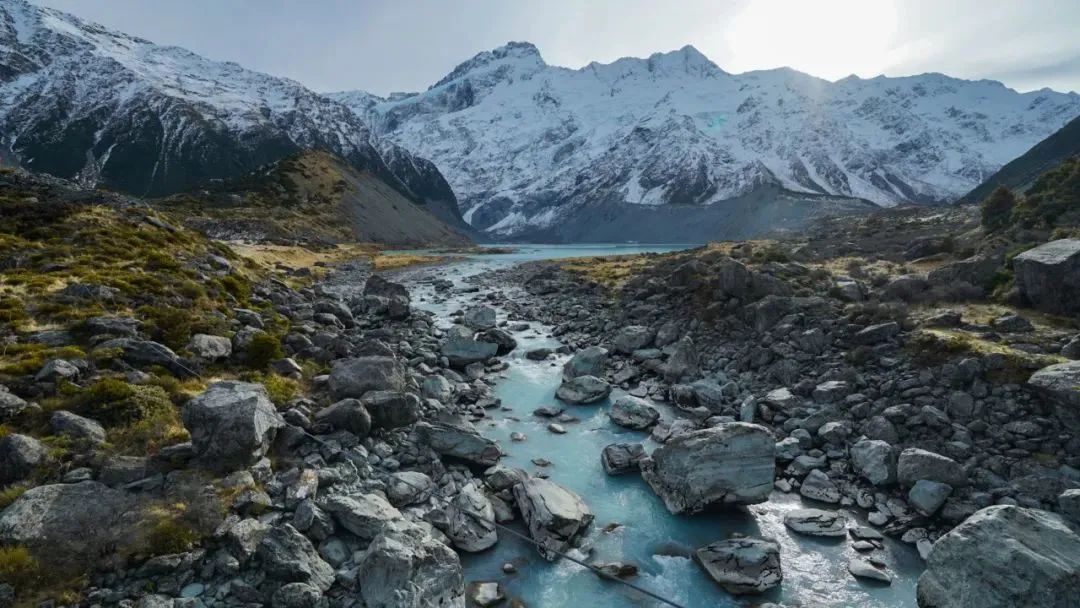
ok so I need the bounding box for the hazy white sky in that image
[34,0,1080,95]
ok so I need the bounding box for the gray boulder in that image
[0,385,28,420]
[557,375,609,403]
[49,410,107,444]
[909,480,953,516]
[928,252,1003,289]
[601,443,646,475]
[356,520,466,608]
[446,483,497,552]
[897,448,967,488]
[555,375,611,404]
[640,423,774,514]
[1059,489,1080,523]
[783,509,848,537]
[362,390,421,429]
[182,381,284,473]
[98,338,195,378]
[479,328,517,355]
[800,469,841,504]
[608,395,660,430]
[0,433,47,484]
[321,493,402,541]
[187,334,232,360]
[328,356,406,399]
[0,481,139,572]
[386,471,435,507]
[613,325,654,354]
[1013,239,1080,315]
[421,375,454,402]
[463,306,497,330]
[664,336,699,382]
[313,398,372,437]
[513,478,594,560]
[917,505,1080,608]
[853,322,901,345]
[562,346,608,380]
[258,524,334,591]
[441,336,498,369]
[1028,360,1080,432]
[34,358,80,383]
[414,421,502,466]
[851,439,897,486]
[695,537,782,594]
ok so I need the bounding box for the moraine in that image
[395,245,923,608]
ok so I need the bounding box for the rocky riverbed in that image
[2,240,1079,608]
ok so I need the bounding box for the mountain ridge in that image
[0,0,467,232]
[331,40,1080,240]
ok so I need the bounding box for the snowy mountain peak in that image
[0,0,465,230]
[432,40,545,89]
[332,42,1080,240]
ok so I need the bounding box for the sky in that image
[33,0,1080,95]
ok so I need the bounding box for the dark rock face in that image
[1013,239,1080,315]
[182,381,285,472]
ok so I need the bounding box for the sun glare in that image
[725,0,898,80]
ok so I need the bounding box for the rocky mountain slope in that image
[160,150,472,247]
[959,115,1080,204]
[332,42,1080,240]
[0,0,464,230]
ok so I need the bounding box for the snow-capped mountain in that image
[0,0,465,227]
[331,42,1080,239]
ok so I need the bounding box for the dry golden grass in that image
[558,254,659,289]
[372,253,448,271]
[231,243,378,272]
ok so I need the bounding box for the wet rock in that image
[562,346,608,380]
[464,305,497,330]
[513,478,594,560]
[414,421,503,466]
[480,328,517,355]
[851,439,897,486]
[357,520,465,608]
[783,509,848,537]
[313,398,372,437]
[601,442,646,475]
[321,493,402,541]
[466,582,504,607]
[258,524,334,591]
[849,559,892,584]
[695,537,782,594]
[442,335,499,368]
[446,483,498,552]
[800,469,841,504]
[182,381,285,473]
[897,448,967,488]
[608,395,660,430]
[525,347,553,361]
[555,375,612,404]
[640,423,775,514]
[1012,239,1080,315]
[917,506,1080,608]
[328,356,406,399]
[0,433,47,484]
[1028,360,1080,432]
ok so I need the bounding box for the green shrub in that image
[73,379,174,427]
[262,374,298,407]
[246,333,283,370]
[219,275,251,304]
[0,545,42,590]
[145,517,200,555]
[980,186,1017,232]
[139,306,194,350]
[0,483,28,509]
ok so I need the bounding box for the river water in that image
[398,245,923,608]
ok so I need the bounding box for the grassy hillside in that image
[159,150,472,247]
[959,115,1080,205]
